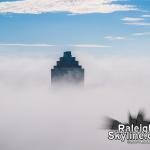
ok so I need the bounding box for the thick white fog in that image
[0,52,150,150]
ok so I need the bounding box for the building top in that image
[64,51,72,58]
[51,51,84,85]
[53,51,83,69]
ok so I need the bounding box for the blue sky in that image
[0,0,150,56]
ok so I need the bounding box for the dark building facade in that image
[51,51,84,86]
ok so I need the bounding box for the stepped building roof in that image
[51,51,84,86]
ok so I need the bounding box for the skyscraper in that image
[51,51,84,86]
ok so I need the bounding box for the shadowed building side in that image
[51,51,84,86]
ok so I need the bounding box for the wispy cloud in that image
[125,22,150,26]
[0,43,111,48]
[70,44,111,48]
[104,32,150,41]
[0,0,137,14]
[122,17,150,26]
[104,36,126,40]
[133,32,150,36]
[0,43,55,47]
[122,17,144,22]
[142,15,150,18]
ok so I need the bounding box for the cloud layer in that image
[0,0,136,14]
[0,43,55,47]
[133,32,150,36]
[104,36,126,40]
[0,52,150,150]
[122,17,150,26]
[70,44,111,48]
[0,43,111,48]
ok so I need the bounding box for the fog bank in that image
[0,53,150,150]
